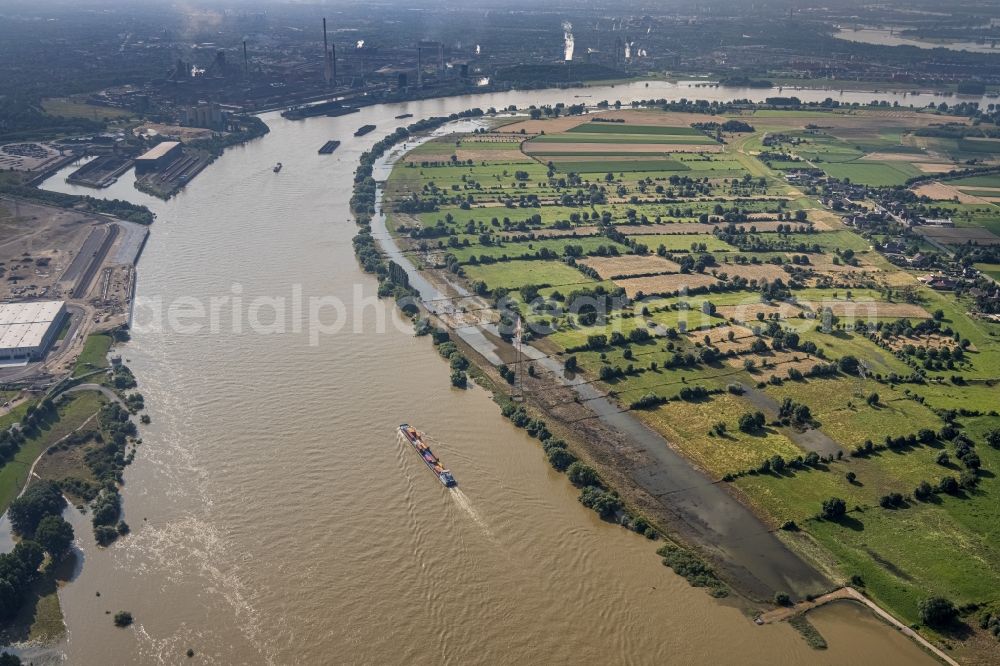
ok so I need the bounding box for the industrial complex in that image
[0,301,67,363]
[134,141,182,173]
[0,195,145,385]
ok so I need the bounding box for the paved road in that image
[112,219,149,265]
[62,383,123,405]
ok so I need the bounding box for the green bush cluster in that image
[655,544,728,597]
[2,481,75,620]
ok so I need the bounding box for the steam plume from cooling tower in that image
[562,21,574,61]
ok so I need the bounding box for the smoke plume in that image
[562,21,574,61]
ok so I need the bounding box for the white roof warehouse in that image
[0,301,67,362]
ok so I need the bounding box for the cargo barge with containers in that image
[318,140,341,155]
[354,124,376,137]
[399,424,456,487]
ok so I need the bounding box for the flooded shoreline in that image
[834,27,1000,55]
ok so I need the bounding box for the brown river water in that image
[28,82,948,664]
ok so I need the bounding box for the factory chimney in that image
[417,44,423,88]
[323,18,333,87]
[243,40,249,78]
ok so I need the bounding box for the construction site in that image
[0,196,146,387]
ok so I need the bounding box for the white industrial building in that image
[0,301,67,362]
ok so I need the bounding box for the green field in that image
[948,174,1000,188]
[820,161,923,187]
[531,151,693,158]
[449,236,626,264]
[568,123,704,136]
[551,160,689,173]
[975,262,1000,280]
[627,234,736,252]
[72,333,112,378]
[529,134,717,145]
[463,260,594,290]
[920,137,1000,163]
[40,97,133,121]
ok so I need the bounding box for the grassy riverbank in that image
[0,391,106,514]
[72,334,112,378]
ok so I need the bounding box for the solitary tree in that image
[738,412,758,434]
[820,497,847,520]
[918,597,957,628]
[838,355,860,375]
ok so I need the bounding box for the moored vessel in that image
[318,140,341,155]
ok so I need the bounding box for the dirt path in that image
[757,587,960,666]
[0,394,26,418]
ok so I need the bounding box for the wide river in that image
[33,81,953,665]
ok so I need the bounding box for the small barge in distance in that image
[399,424,456,487]
[354,124,376,137]
[318,140,341,155]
